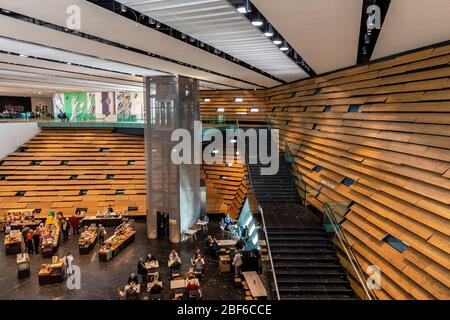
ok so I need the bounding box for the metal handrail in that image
[324,203,378,300]
[284,143,308,207]
[236,118,281,300]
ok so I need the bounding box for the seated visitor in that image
[205,235,212,248]
[193,249,201,261]
[168,249,181,269]
[149,281,162,294]
[185,273,202,300]
[224,214,232,225]
[108,204,114,213]
[128,272,139,285]
[235,237,246,251]
[193,255,205,273]
[125,284,139,300]
[145,253,157,263]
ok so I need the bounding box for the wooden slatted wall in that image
[201,154,248,219]
[0,128,146,218]
[199,90,268,122]
[200,43,450,300]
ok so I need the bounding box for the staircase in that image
[247,151,355,300]
[267,227,355,300]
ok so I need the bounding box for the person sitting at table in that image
[168,250,181,270]
[108,204,114,214]
[193,255,205,274]
[128,272,139,285]
[149,281,162,295]
[137,257,148,282]
[145,253,157,263]
[125,284,139,300]
[235,237,246,251]
[192,248,201,261]
[185,273,202,300]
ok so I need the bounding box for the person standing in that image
[98,224,106,244]
[62,218,70,241]
[4,222,11,235]
[137,257,148,283]
[232,250,243,277]
[32,229,41,254]
[26,231,34,253]
[69,214,79,235]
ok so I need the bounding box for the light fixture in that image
[226,162,233,167]
[280,41,289,52]
[364,33,371,44]
[264,24,274,37]
[251,11,263,27]
[156,22,161,28]
[273,39,282,46]
[250,108,259,112]
[120,4,127,12]
[217,108,224,112]
[236,112,247,115]
[220,176,228,180]
[212,149,219,154]
[2,9,11,13]
[235,97,244,103]
[204,98,211,102]
[19,54,28,58]
[37,92,42,95]
[230,139,237,143]
[237,0,250,14]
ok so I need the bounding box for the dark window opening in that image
[69,175,78,180]
[99,148,110,152]
[290,92,296,98]
[220,176,228,180]
[76,208,88,214]
[128,206,138,212]
[15,191,26,196]
[79,190,87,196]
[106,174,115,180]
[16,147,28,152]
[341,177,356,186]
[312,123,318,130]
[0,160,4,166]
[314,88,321,95]
[34,208,42,214]
[115,189,125,195]
[127,160,136,165]
[349,104,361,112]
[30,160,41,166]
[383,235,409,253]
[312,165,323,172]
[60,160,69,166]
[0,175,7,180]
[323,106,332,112]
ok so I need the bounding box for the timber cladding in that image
[200,43,450,300]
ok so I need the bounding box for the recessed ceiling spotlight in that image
[67,62,72,65]
[3,9,11,13]
[251,12,263,27]
[237,0,250,14]
[120,4,127,12]
[280,42,289,52]
[217,108,224,112]
[19,54,28,58]
[264,24,274,37]
[235,97,244,103]
[204,98,211,102]
[273,39,282,46]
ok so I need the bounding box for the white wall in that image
[0,122,41,159]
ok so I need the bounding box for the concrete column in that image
[144,75,200,243]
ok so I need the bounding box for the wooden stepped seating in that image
[0,128,146,218]
[198,43,450,300]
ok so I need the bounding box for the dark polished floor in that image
[0,219,242,300]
